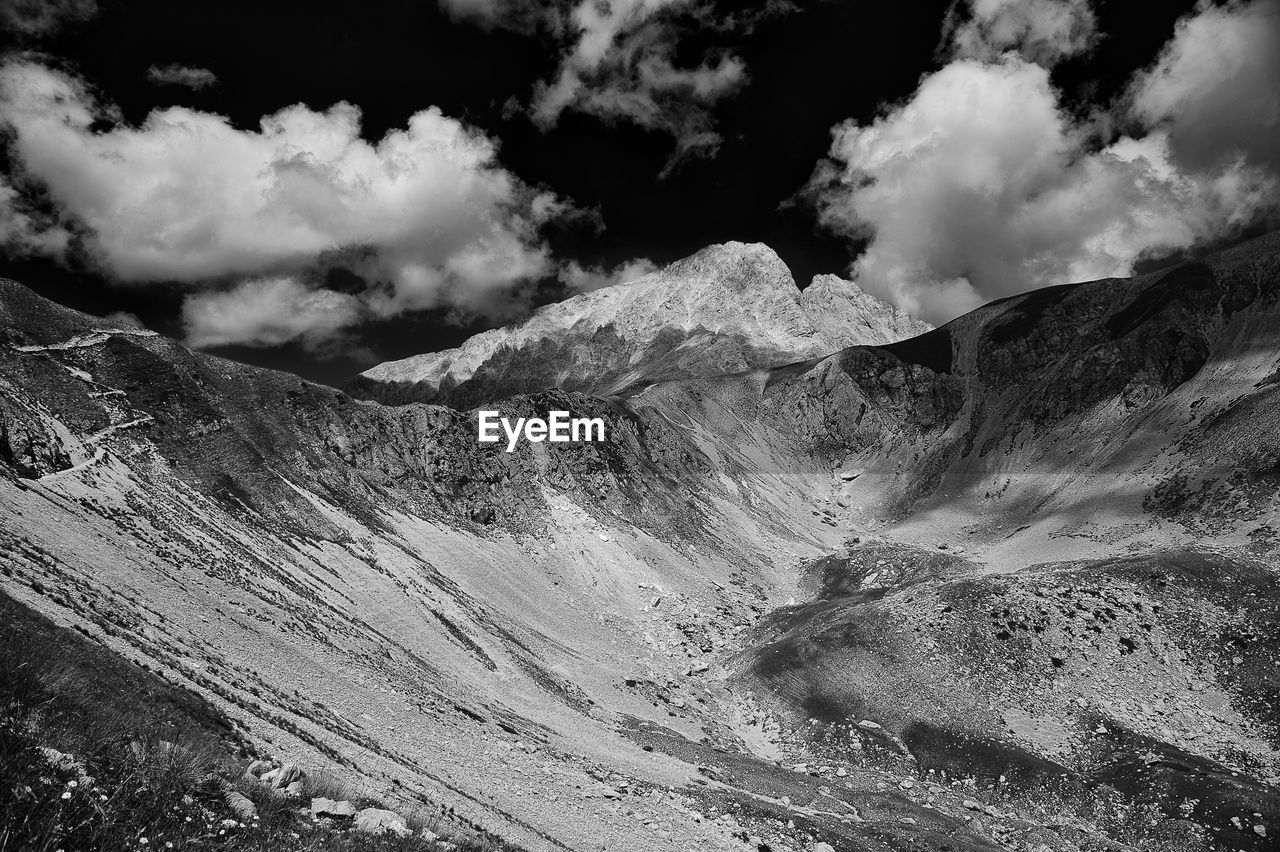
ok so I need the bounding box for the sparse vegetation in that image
[0,590,516,852]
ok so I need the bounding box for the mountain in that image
[800,273,931,350]
[353,242,930,407]
[1,233,1279,852]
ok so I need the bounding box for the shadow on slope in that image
[741,545,1280,852]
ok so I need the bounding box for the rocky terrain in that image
[0,587,507,851]
[1,233,1278,852]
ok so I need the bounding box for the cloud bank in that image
[0,61,565,349]
[183,276,362,349]
[811,0,1280,324]
[1128,0,1280,174]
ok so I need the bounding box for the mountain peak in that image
[664,241,794,292]
[801,274,932,350]
[356,242,928,407]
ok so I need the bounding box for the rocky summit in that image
[1,233,1279,852]
[352,242,930,407]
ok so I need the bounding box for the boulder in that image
[261,763,303,789]
[277,763,304,786]
[246,759,272,777]
[310,797,357,819]
[38,747,93,784]
[224,791,257,821]
[354,807,410,837]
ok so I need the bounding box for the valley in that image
[2,236,1278,852]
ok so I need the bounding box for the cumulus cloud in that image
[1128,0,1280,174]
[809,1,1280,324]
[943,0,1097,65]
[560,257,658,293]
[0,0,97,36]
[0,60,565,347]
[183,276,363,349]
[146,64,219,90]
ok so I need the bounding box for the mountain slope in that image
[0,275,848,852]
[622,233,1280,850]
[1,233,1279,852]
[353,242,931,407]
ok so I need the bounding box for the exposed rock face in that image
[1,233,1280,852]
[353,242,929,407]
[800,274,932,350]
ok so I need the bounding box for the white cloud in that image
[0,0,97,36]
[182,276,362,349]
[0,175,71,259]
[810,56,1279,323]
[531,0,750,170]
[560,257,658,293]
[146,64,219,90]
[1128,0,1280,173]
[442,0,764,171]
[0,60,562,340]
[944,0,1097,65]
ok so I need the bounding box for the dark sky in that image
[0,0,1220,384]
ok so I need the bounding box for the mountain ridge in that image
[354,241,931,407]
